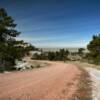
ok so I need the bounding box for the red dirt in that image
[0,61,81,100]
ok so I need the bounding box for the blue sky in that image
[1,0,100,48]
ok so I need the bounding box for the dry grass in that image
[72,67,92,100]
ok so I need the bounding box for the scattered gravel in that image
[86,67,100,100]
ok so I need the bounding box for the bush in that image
[32,49,69,61]
[87,34,100,65]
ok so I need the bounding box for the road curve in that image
[0,61,80,100]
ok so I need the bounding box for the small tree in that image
[78,48,85,57]
[87,34,100,64]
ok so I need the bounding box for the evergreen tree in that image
[0,8,20,71]
[78,48,85,56]
[87,34,100,64]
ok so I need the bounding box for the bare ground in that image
[86,67,100,100]
[71,61,100,100]
[0,61,81,100]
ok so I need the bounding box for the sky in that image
[0,0,100,48]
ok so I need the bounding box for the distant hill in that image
[39,47,88,53]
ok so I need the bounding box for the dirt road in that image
[0,61,80,100]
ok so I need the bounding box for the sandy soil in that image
[0,61,80,100]
[86,67,100,100]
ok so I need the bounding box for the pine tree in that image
[0,8,20,71]
[87,34,100,64]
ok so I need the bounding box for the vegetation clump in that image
[0,8,36,72]
[87,34,100,64]
[32,49,69,61]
